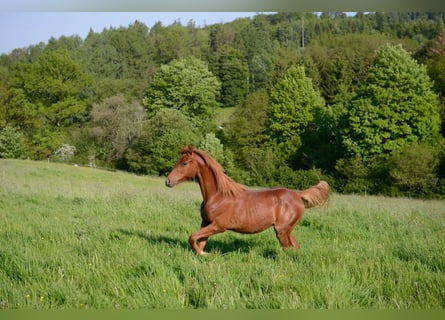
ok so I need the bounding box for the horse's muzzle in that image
[165,178,176,188]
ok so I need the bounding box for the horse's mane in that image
[184,146,247,197]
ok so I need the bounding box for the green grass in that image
[215,106,236,127]
[1,159,444,309]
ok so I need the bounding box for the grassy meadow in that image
[0,159,444,309]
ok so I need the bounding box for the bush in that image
[54,144,77,162]
[389,142,440,197]
[335,156,374,194]
[334,141,444,198]
[273,166,326,190]
[0,126,27,159]
[123,108,201,175]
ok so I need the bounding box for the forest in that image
[0,12,444,198]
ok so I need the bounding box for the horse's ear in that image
[181,145,195,155]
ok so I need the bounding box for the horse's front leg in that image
[189,222,224,255]
[196,220,210,253]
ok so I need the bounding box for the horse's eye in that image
[181,161,187,167]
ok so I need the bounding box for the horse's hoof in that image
[198,251,210,256]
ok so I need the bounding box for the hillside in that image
[1,12,444,198]
[0,159,444,308]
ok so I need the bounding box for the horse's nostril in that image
[165,178,175,188]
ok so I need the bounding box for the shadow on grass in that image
[116,228,190,251]
[115,228,269,256]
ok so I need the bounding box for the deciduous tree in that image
[143,56,220,131]
[224,90,270,165]
[123,108,201,175]
[90,94,145,163]
[7,49,92,157]
[268,65,325,162]
[342,44,441,160]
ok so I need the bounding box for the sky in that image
[0,12,260,54]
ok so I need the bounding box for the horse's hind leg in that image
[275,203,304,249]
[274,226,300,249]
[274,227,291,248]
[288,232,300,249]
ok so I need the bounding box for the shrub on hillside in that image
[0,126,27,159]
[389,142,440,197]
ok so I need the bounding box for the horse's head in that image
[165,145,199,188]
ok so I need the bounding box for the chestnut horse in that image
[165,145,329,255]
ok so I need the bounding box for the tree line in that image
[0,12,444,198]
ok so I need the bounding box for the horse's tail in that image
[300,180,330,209]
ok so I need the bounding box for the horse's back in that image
[247,187,302,204]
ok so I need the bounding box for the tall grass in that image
[0,159,444,309]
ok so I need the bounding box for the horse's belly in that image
[227,206,274,234]
[205,189,296,234]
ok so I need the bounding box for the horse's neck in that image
[196,163,218,203]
